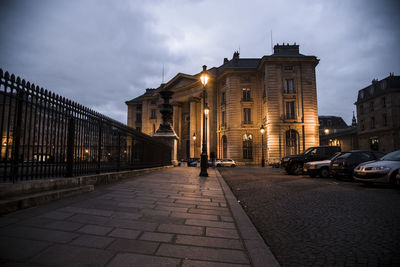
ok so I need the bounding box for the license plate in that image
[332,163,339,167]
[303,168,307,172]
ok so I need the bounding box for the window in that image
[136,112,142,122]
[286,130,299,155]
[221,92,226,104]
[285,101,295,119]
[370,138,379,151]
[150,109,156,119]
[371,117,375,129]
[383,114,387,126]
[359,104,364,115]
[150,100,156,105]
[243,108,251,124]
[284,66,293,71]
[242,134,253,159]
[382,97,386,107]
[242,88,251,101]
[136,127,141,132]
[360,119,365,131]
[152,124,156,134]
[221,111,226,126]
[369,101,374,112]
[136,104,142,111]
[263,85,266,98]
[285,79,294,93]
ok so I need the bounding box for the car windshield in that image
[304,148,316,155]
[329,152,341,160]
[336,152,351,159]
[380,150,400,161]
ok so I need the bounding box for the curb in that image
[214,169,280,267]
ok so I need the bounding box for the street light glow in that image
[204,106,209,115]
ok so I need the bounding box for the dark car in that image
[187,158,200,167]
[281,146,341,175]
[330,150,385,179]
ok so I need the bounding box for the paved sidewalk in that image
[0,167,279,267]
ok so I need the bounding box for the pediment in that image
[164,73,199,91]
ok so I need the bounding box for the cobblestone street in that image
[219,167,400,267]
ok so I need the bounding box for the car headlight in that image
[308,165,316,169]
[371,166,390,171]
[282,158,290,162]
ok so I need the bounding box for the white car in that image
[353,150,400,186]
[215,159,236,167]
[303,152,341,178]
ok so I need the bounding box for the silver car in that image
[353,150,400,186]
[215,159,236,167]
[303,152,341,178]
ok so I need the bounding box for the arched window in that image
[222,135,227,159]
[286,129,299,156]
[243,133,253,159]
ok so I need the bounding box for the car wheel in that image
[231,164,235,168]
[319,167,330,178]
[216,164,221,167]
[290,162,303,175]
[309,174,316,178]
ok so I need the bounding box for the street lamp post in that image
[260,124,265,167]
[200,65,209,177]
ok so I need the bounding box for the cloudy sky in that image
[1,0,399,125]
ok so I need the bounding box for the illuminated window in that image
[370,137,379,151]
[285,79,294,93]
[242,134,253,159]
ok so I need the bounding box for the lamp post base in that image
[199,153,208,177]
[261,159,265,167]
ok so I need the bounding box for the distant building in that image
[126,44,320,165]
[355,74,400,153]
[319,114,358,151]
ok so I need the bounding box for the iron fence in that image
[0,69,171,183]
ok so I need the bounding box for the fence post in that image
[97,120,102,174]
[11,90,24,183]
[66,116,75,177]
[117,132,121,171]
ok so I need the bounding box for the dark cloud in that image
[1,0,399,124]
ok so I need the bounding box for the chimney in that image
[223,58,229,64]
[232,51,240,60]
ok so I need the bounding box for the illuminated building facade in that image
[126,44,320,165]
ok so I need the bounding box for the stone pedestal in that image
[154,89,179,166]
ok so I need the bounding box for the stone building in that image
[355,74,400,153]
[126,44,320,165]
[319,114,358,151]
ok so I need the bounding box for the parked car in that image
[330,150,385,179]
[187,158,200,167]
[303,152,341,178]
[215,159,236,167]
[281,146,341,175]
[354,149,400,186]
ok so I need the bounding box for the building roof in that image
[125,88,157,104]
[318,116,348,129]
[356,74,400,104]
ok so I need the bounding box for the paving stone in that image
[105,219,158,231]
[108,228,141,239]
[185,219,235,229]
[108,238,159,254]
[206,227,239,239]
[176,235,243,249]
[155,205,188,213]
[140,232,174,243]
[221,216,234,222]
[78,224,113,235]
[30,244,113,266]
[108,253,181,267]
[197,206,230,212]
[67,213,109,225]
[0,236,50,261]
[0,217,19,227]
[58,206,113,217]
[171,196,211,202]
[140,209,170,217]
[111,211,142,220]
[158,223,203,235]
[0,225,78,243]
[182,259,250,267]
[176,200,220,206]
[170,212,218,221]
[118,202,155,209]
[188,208,230,216]
[43,220,83,231]
[157,244,249,264]
[39,211,74,220]
[70,234,114,249]
[155,202,196,208]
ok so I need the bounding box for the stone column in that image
[153,90,179,166]
[189,97,200,158]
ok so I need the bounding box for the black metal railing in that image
[0,69,171,183]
